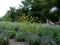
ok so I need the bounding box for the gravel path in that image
[9,39,29,45]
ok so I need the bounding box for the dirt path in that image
[9,39,29,45]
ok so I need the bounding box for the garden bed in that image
[0,21,60,45]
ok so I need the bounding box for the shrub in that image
[40,35,56,45]
[55,32,60,43]
[26,34,41,45]
[6,30,16,39]
[49,40,57,45]
[0,35,9,45]
[15,31,27,42]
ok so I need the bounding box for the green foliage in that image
[54,30,60,43]
[20,0,59,22]
[40,35,57,45]
[2,7,16,22]
[49,40,57,45]
[41,39,56,45]
[6,30,16,39]
[15,31,27,42]
[0,35,9,45]
[1,12,12,21]
[9,7,16,22]
[26,34,40,45]
[0,21,60,44]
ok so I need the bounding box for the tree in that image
[2,0,60,23]
[19,0,50,22]
[8,7,16,22]
[19,0,60,22]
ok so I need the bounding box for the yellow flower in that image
[30,16,32,18]
[26,16,28,17]
[24,17,26,19]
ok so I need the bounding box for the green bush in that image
[40,35,57,45]
[49,40,57,45]
[26,34,41,45]
[6,30,16,39]
[55,31,60,43]
[15,31,27,42]
[0,35,9,45]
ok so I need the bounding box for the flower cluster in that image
[17,15,38,23]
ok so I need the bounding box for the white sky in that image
[50,6,58,13]
[0,0,22,17]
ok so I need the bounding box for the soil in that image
[9,39,29,45]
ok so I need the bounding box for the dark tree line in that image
[1,0,60,23]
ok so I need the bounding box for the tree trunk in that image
[46,19,49,24]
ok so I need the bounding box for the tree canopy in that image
[1,0,60,23]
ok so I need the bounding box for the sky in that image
[0,0,22,17]
[50,6,58,13]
